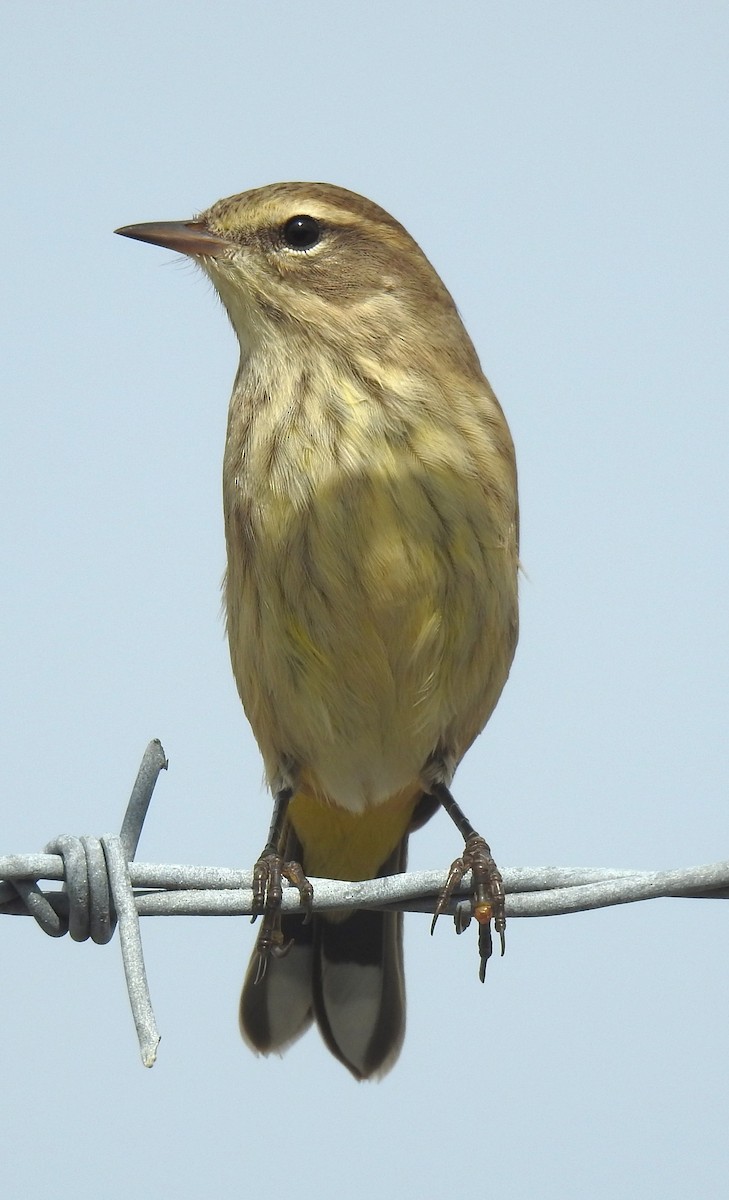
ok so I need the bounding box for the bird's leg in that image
[427,780,505,982]
[250,786,314,982]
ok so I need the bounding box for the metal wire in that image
[1,741,167,1067]
[1,740,727,1066]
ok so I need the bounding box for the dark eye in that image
[281,214,322,250]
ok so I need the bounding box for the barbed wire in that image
[2,740,728,1067]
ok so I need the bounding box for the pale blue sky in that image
[2,3,728,1197]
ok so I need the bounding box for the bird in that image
[116,182,519,1079]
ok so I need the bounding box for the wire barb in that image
[1,740,167,1067]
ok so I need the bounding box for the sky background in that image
[2,3,728,1196]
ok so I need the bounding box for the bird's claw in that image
[431,833,505,982]
[250,847,314,983]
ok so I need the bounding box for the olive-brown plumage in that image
[117,183,518,1078]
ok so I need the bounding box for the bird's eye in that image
[281,215,322,251]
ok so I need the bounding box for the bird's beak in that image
[114,219,231,257]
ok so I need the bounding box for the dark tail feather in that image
[311,839,407,1080]
[239,911,315,1056]
[239,823,315,1057]
[239,837,408,1080]
[312,905,405,1079]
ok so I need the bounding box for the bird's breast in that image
[222,362,518,811]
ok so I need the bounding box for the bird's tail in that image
[239,837,407,1080]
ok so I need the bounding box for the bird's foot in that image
[250,847,314,983]
[431,832,506,982]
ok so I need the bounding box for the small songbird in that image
[116,183,519,1079]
